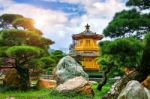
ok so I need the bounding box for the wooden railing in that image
[39,74,53,80]
[0,66,15,70]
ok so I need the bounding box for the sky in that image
[0,0,127,52]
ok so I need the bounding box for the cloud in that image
[0,0,14,8]
[0,0,126,52]
[92,0,126,18]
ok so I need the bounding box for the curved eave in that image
[72,34,103,40]
[81,55,99,57]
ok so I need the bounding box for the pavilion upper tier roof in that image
[72,24,103,40]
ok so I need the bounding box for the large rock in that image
[3,68,21,88]
[142,75,150,90]
[56,76,94,96]
[37,79,56,89]
[53,56,88,84]
[118,80,150,99]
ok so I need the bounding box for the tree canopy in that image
[0,14,54,51]
[103,0,150,38]
[6,46,44,59]
[103,9,150,38]
[12,18,34,30]
[0,29,53,48]
[50,50,65,64]
[0,14,23,29]
[99,37,143,69]
[126,0,150,10]
[138,32,150,75]
[0,14,42,35]
[39,56,56,72]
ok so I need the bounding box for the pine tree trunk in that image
[97,71,108,91]
[16,66,30,90]
[97,66,112,91]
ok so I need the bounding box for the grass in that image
[0,87,91,99]
[0,80,114,99]
[49,90,93,99]
[0,88,50,99]
[93,81,113,99]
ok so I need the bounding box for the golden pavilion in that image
[69,24,103,71]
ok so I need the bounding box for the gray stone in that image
[89,81,98,84]
[117,80,150,99]
[53,56,88,84]
[56,76,94,96]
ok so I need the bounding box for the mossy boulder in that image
[53,56,88,84]
[3,68,21,88]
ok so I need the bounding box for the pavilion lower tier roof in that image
[69,50,99,57]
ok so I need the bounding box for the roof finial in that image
[85,24,90,31]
